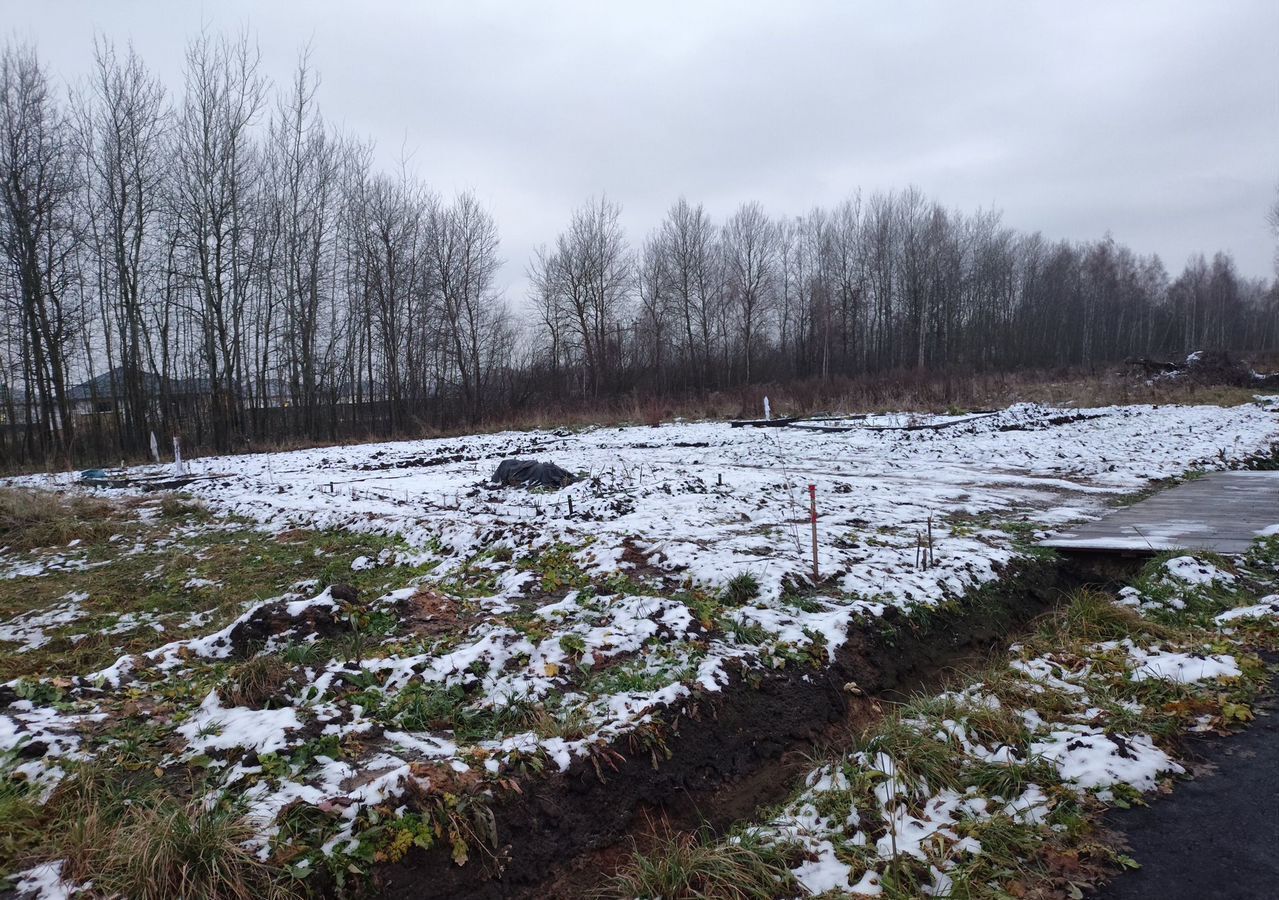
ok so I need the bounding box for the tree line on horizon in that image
[2,35,1277,467]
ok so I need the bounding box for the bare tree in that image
[171,30,267,450]
[537,197,632,397]
[636,232,671,387]
[426,190,506,422]
[74,37,169,453]
[722,201,776,383]
[268,48,340,438]
[2,32,1276,468]
[347,168,426,433]
[1268,181,1279,276]
[826,195,863,373]
[0,43,83,461]
[655,197,722,389]
[528,243,567,380]
[863,192,898,370]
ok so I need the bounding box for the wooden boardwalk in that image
[1040,470,1279,555]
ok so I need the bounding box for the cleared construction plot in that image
[2,400,1278,897]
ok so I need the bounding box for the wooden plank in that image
[728,416,800,428]
[739,411,1003,434]
[1040,471,1279,555]
[862,412,998,432]
[787,423,862,433]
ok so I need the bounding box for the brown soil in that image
[374,557,1078,899]
[401,588,479,637]
[227,596,345,657]
[618,539,666,581]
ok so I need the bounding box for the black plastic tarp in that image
[491,459,577,489]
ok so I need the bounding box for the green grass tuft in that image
[604,827,797,900]
[722,573,761,607]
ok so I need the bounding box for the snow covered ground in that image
[13,402,1278,603]
[720,548,1279,897]
[3,401,1278,890]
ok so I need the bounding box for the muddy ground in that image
[375,557,1084,898]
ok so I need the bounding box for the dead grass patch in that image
[220,654,300,709]
[157,493,210,520]
[63,801,293,899]
[0,488,118,552]
[1026,588,1178,651]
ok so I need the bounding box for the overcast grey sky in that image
[6,0,1278,297]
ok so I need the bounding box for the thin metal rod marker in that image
[809,483,819,580]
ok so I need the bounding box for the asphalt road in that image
[1101,680,1279,900]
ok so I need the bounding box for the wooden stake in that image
[808,484,819,580]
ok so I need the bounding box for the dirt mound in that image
[1181,350,1256,386]
[400,588,476,637]
[227,592,347,656]
[374,558,1075,899]
[1127,350,1278,389]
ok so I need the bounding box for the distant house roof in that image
[64,370,389,403]
[168,376,214,397]
[68,369,165,401]
[67,368,213,401]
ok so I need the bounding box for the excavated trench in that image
[373,554,1112,899]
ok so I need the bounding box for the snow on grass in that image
[0,592,90,651]
[1162,555,1236,587]
[11,861,79,900]
[1030,728,1180,792]
[177,691,303,755]
[1215,594,1279,623]
[0,699,106,796]
[3,402,1279,890]
[0,555,107,581]
[1119,642,1241,683]
[701,548,1278,897]
[14,403,1277,604]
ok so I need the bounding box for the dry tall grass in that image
[0,488,116,551]
[52,767,296,900]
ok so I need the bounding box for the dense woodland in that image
[2,35,1278,467]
